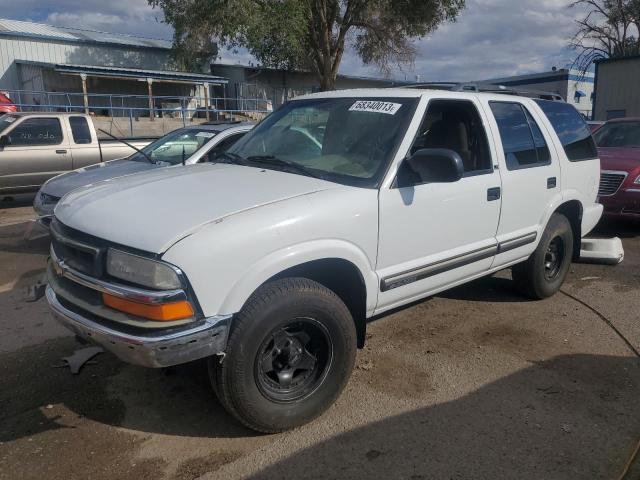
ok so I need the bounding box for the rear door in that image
[483,99,561,268]
[0,116,71,193]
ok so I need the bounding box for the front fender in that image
[161,186,379,318]
[218,239,378,315]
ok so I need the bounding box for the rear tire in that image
[512,213,574,299]
[209,277,356,433]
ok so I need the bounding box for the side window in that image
[8,118,63,146]
[216,132,246,152]
[524,109,551,163]
[69,116,92,144]
[207,132,246,161]
[489,102,551,170]
[410,99,492,176]
[534,100,598,161]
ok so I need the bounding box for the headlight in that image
[106,249,182,290]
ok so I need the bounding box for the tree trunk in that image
[319,70,337,91]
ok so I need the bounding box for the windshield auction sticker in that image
[195,132,215,138]
[349,101,402,115]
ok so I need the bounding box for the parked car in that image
[0,91,17,114]
[45,88,601,433]
[0,113,155,196]
[593,117,640,218]
[32,121,253,227]
[587,120,605,132]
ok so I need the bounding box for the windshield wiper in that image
[98,129,154,164]
[212,151,247,165]
[246,155,322,179]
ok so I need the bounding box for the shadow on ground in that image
[0,337,255,444]
[591,217,639,239]
[254,354,640,480]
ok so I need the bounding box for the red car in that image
[0,91,17,114]
[593,118,640,218]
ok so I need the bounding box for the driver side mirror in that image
[397,148,464,187]
[0,135,10,148]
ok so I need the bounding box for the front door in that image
[0,116,71,193]
[376,98,502,314]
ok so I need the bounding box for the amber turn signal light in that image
[102,293,194,321]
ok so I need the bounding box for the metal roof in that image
[16,61,227,84]
[0,17,172,50]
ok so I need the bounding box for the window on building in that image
[69,116,92,144]
[489,102,551,170]
[410,99,492,176]
[534,99,598,161]
[606,110,626,121]
[7,118,63,146]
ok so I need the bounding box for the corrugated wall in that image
[0,35,171,90]
[594,58,640,121]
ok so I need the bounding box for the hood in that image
[42,159,160,198]
[54,163,340,253]
[598,147,640,172]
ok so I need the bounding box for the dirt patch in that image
[361,350,434,400]
[0,338,170,480]
[172,451,243,480]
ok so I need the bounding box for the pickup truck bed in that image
[0,112,155,195]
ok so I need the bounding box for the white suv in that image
[45,88,602,432]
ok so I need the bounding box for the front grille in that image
[50,219,104,277]
[598,171,627,197]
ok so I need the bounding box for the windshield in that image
[593,122,640,148]
[0,114,19,135]
[227,97,418,187]
[129,128,217,164]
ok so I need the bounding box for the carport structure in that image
[13,60,228,120]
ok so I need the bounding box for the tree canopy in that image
[571,0,640,73]
[148,0,466,90]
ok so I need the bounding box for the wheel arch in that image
[553,199,583,260]
[267,259,368,348]
[216,241,377,348]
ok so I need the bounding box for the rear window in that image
[593,121,640,148]
[69,116,92,144]
[489,102,551,170]
[534,100,598,161]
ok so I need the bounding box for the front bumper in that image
[600,188,640,218]
[46,286,231,368]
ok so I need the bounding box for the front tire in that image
[209,278,357,433]
[512,213,574,299]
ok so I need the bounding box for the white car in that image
[45,88,602,432]
[32,121,253,226]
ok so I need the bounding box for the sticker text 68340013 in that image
[349,101,402,115]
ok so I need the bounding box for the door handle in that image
[55,149,67,154]
[547,177,557,189]
[487,187,501,201]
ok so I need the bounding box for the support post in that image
[203,82,210,121]
[81,74,89,114]
[147,78,154,122]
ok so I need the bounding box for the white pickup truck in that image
[45,88,602,433]
[0,112,154,195]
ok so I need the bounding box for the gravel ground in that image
[0,202,638,480]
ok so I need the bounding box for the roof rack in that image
[400,82,564,101]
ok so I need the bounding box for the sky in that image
[2,0,588,81]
